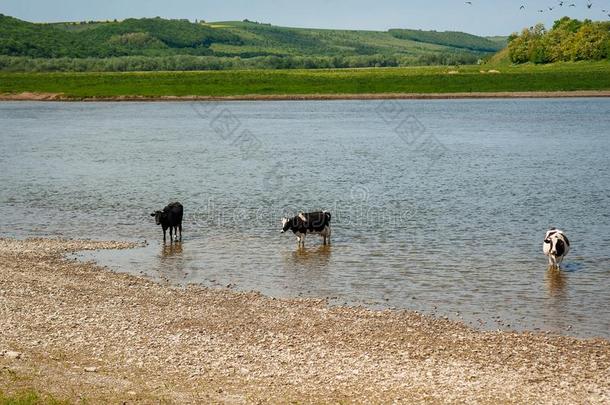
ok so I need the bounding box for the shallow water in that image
[1,99,609,338]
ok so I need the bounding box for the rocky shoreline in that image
[1,90,610,102]
[1,238,609,403]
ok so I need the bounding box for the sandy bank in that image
[1,90,610,102]
[0,238,608,403]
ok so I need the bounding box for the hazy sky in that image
[2,0,609,36]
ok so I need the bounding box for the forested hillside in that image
[388,29,502,52]
[0,14,503,71]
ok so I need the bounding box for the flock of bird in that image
[464,1,610,18]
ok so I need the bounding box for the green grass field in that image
[1,61,609,98]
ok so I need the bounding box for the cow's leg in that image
[163,228,167,243]
[323,226,331,245]
[179,224,182,241]
[169,227,173,242]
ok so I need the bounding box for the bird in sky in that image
[469,0,607,16]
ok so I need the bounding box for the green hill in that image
[485,36,509,48]
[0,15,242,57]
[209,20,504,57]
[0,14,505,71]
[388,29,502,52]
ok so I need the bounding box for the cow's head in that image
[544,229,566,257]
[281,217,291,233]
[548,237,567,256]
[150,210,164,225]
[544,228,557,245]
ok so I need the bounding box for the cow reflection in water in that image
[157,242,187,284]
[162,241,183,258]
[289,244,332,267]
[546,267,567,297]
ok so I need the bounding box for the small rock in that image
[4,351,22,359]
[84,366,98,372]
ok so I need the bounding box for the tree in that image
[552,16,582,33]
[568,22,609,60]
[543,25,573,62]
[508,27,538,63]
[508,18,609,64]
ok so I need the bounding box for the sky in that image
[2,0,609,36]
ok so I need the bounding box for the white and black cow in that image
[281,211,331,247]
[543,228,570,267]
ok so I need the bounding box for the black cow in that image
[281,211,331,247]
[150,202,183,242]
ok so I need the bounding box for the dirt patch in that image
[0,92,63,101]
[1,238,608,403]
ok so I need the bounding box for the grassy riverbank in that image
[1,61,609,99]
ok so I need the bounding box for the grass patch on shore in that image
[0,61,609,98]
[0,389,69,405]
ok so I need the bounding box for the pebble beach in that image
[1,238,609,403]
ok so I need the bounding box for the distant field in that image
[1,62,609,98]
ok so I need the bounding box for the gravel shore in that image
[1,238,609,403]
[2,90,610,101]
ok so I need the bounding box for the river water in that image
[1,99,608,338]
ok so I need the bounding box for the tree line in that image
[0,53,481,72]
[508,17,610,64]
